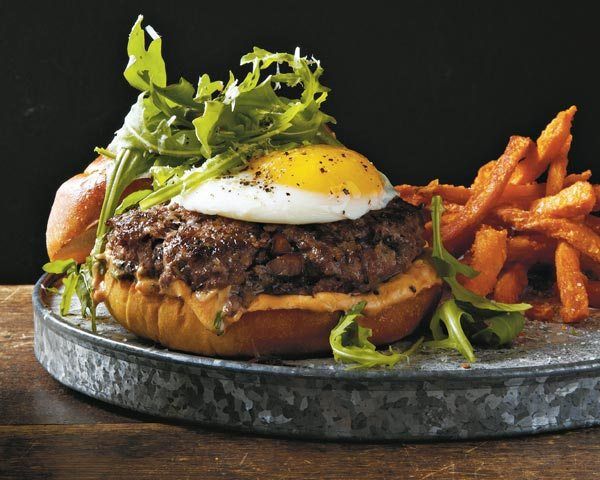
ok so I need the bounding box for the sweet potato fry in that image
[510,106,577,185]
[441,136,532,254]
[594,185,600,211]
[506,234,556,264]
[525,300,559,322]
[586,280,600,308]
[498,183,546,208]
[545,134,572,196]
[581,254,600,280]
[531,181,596,218]
[460,226,508,296]
[395,181,470,206]
[493,263,529,303]
[565,171,592,185]
[555,241,589,322]
[496,174,589,207]
[585,215,600,235]
[395,172,590,210]
[495,207,600,263]
[471,161,497,192]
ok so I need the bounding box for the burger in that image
[44,17,441,358]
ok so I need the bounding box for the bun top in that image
[46,156,149,262]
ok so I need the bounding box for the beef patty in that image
[104,197,425,315]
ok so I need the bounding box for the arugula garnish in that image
[43,258,97,331]
[330,302,423,369]
[44,16,341,325]
[424,196,529,361]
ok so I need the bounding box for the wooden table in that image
[1,285,599,479]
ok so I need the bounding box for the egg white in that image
[172,171,397,224]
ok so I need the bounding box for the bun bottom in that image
[101,274,441,357]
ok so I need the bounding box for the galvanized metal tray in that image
[33,274,600,441]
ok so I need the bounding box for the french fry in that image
[586,280,600,308]
[395,181,470,206]
[460,226,508,296]
[581,254,600,280]
[498,183,546,208]
[585,215,600,235]
[493,263,528,303]
[510,106,577,185]
[545,134,572,196]
[396,172,590,209]
[471,161,497,192]
[394,106,598,326]
[565,170,592,185]
[594,185,600,211]
[555,241,589,322]
[495,207,600,263]
[506,234,556,264]
[441,136,531,254]
[439,202,463,215]
[531,181,596,218]
[525,300,559,322]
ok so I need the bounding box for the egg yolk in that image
[247,145,385,196]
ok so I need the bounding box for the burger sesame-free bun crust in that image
[100,272,441,357]
[46,156,149,263]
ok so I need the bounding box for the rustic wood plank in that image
[0,286,146,425]
[2,285,600,480]
[1,424,599,480]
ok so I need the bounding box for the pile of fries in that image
[397,106,600,323]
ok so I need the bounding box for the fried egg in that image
[172,145,397,224]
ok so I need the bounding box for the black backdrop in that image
[2,0,599,283]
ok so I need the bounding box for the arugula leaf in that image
[425,195,530,361]
[115,189,153,215]
[214,311,224,336]
[92,148,154,256]
[329,302,423,369]
[124,15,166,91]
[74,258,97,327]
[195,74,224,102]
[43,258,97,329]
[60,271,78,317]
[426,299,477,362]
[471,312,526,347]
[446,277,530,312]
[43,258,76,274]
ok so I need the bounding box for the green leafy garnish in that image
[428,299,477,362]
[43,259,97,331]
[115,189,153,215]
[424,196,530,361]
[470,312,526,347]
[45,16,341,325]
[329,302,423,369]
[213,311,224,336]
[98,16,341,235]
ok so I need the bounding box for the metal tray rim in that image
[34,274,600,382]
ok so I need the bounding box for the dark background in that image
[2,1,598,283]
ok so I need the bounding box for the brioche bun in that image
[98,266,441,357]
[46,156,149,263]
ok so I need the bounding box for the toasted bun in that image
[46,156,150,263]
[99,271,441,357]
